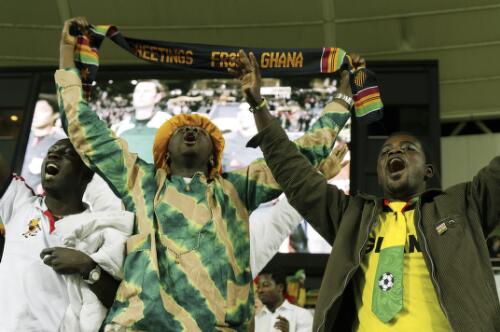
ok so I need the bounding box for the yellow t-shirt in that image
[353,201,450,331]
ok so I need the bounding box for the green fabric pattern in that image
[371,206,407,324]
[55,68,348,331]
[371,245,405,323]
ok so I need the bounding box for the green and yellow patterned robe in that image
[55,68,349,331]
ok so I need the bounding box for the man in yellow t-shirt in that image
[238,50,500,331]
[248,118,500,331]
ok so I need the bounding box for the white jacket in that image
[20,210,133,332]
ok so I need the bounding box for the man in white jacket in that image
[0,138,133,332]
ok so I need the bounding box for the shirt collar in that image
[170,172,208,185]
[383,196,419,212]
[35,196,47,212]
[259,299,293,316]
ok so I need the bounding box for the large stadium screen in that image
[22,74,350,254]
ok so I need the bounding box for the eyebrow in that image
[382,140,419,149]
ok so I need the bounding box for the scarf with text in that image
[73,25,383,122]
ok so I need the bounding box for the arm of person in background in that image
[83,174,124,212]
[235,50,356,244]
[294,308,314,332]
[466,156,500,237]
[249,144,348,277]
[57,17,151,212]
[0,223,4,262]
[225,52,351,213]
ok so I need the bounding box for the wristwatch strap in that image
[333,93,354,109]
[249,98,268,113]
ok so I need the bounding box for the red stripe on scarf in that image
[321,47,332,73]
[353,86,380,101]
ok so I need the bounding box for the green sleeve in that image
[55,68,154,214]
[225,106,350,212]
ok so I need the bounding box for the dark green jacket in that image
[249,120,500,332]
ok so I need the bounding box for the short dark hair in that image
[260,257,287,287]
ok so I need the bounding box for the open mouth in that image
[183,132,197,146]
[387,157,406,174]
[45,162,60,178]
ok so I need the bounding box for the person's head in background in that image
[132,80,166,121]
[31,99,59,137]
[257,262,287,313]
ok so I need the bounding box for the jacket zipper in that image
[316,200,378,332]
[415,203,454,331]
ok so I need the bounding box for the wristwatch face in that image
[85,266,101,284]
[90,269,100,282]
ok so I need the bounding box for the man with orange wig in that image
[56,18,352,331]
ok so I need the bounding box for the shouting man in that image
[234,50,500,331]
[57,17,352,331]
[0,139,132,332]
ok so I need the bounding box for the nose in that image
[183,126,200,137]
[388,147,403,157]
[47,148,63,160]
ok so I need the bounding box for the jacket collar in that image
[357,187,444,205]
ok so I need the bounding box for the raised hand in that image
[229,49,263,107]
[60,16,89,47]
[337,53,366,97]
[318,142,349,180]
[350,53,366,69]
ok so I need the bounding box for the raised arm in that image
[232,50,353,242]
[466,156,500,236]
[57,18,153,210]
[225,50,351,212]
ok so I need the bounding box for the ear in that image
[277,283,285,293]
[154,92,165,104]
[424,164,434,181]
